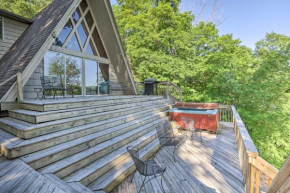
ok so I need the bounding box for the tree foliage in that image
[114,0,290,168]
[0,0,52,19]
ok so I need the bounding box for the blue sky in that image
[110,0,290,49]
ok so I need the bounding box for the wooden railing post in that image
[17,73,24,102]
[166,82,170,100]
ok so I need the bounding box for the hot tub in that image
[169,108,219,133]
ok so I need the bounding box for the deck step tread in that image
[63,129,158,183]
[22,117,169,168]
[1,105,170,158]
[0,102,172,131]
[21,95,163,105]
[36,120,169,176]
[12,96,165,116]
[88,139,160,191]
[6,110,167,150]
[10,98,169,124]
[21,116,170,163]
[21,96,164,111]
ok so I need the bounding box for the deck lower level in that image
[112,122,244,193]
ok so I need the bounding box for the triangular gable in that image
[52,1,108,59]
[0,0,137,102]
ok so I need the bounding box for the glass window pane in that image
[66,33,81,52]
[98,63,109,94]
[85,60,98,95]
[72,8,81,24]
[77,21,88,46]
[85,40,97,56]
[85,11,94,30]
[54,20,73,47]
[44,52,65,87]
[80,0,88,12]
[92,28,108,58]
[0,18,3,39]
[66,56,82,95]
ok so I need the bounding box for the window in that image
[44,52,82,96]
[77,21,88,46]
[72,8,81,24]
[52,2,108,58]
[66,33,81,52]
[54,20,73,46]
[0,17,3,39]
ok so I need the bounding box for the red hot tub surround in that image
[169,102,219,133]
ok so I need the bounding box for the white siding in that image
[0,17,29,59]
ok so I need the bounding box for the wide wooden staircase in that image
[0,95,178,192]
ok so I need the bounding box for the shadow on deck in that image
[112,122,244,193]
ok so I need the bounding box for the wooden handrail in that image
[267,155,290,193]
[231,106,278,193]
[0,73,18,87]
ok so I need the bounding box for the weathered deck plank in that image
[112,122,245,193]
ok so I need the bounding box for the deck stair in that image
[0,95,178,192]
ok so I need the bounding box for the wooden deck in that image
[0,154,93,192]
[112,122,245,193]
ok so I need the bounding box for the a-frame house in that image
[0,0,137,103]
[0,1,169,192]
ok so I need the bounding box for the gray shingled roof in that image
[0,0,74,100]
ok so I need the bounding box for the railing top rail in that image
[267,155,290,193]
[0,73,18,87]
[231,105,259,155]
[157,81,182,92]
[135,81,182,92]
[219,105,232,108]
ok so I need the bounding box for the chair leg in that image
[138,176,147,193]
[130,171,136,183]
[139,175,166,193]
[200,129,202,142]
[160,173,166,193]
[173,147,176,162]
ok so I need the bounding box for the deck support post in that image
[17,72,24,103]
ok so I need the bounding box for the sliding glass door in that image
[66,56,82,95]
[44,52,82,96]
[85,60,109,95]
[44,51,109,96]
[85,60,98,95]
[98,63,109,95]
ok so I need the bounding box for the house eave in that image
[0,9,33,24]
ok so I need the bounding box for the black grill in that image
[144,78,159,95]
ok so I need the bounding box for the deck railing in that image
[218,105,232,122]
[229,106,279,193]
[136,81,182,101]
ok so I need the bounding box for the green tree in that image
[0,0,52,19]
[238,33,290,168]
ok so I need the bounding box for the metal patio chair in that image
[156,121,187,162]
[40,76,74,99]
[182,117,202,142]
[127,146,166,193]
[40,76,54,99]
